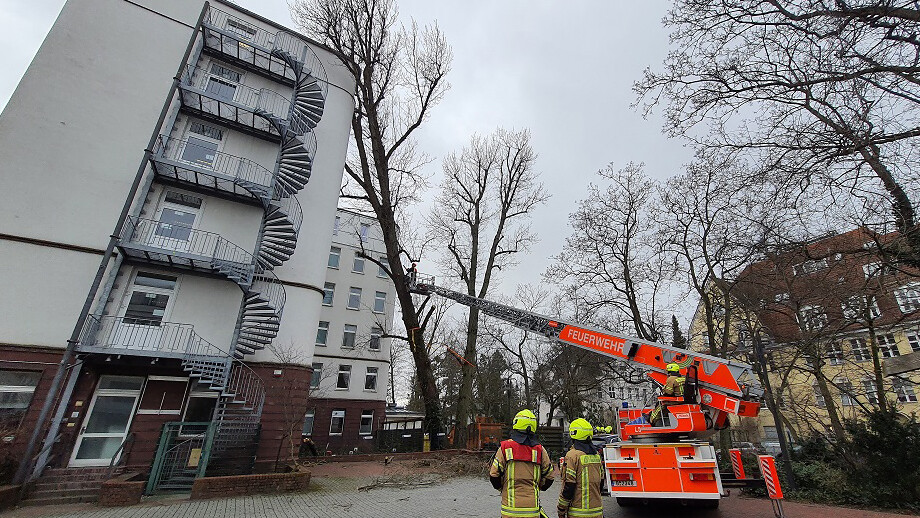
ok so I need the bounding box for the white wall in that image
[254,45,357,366]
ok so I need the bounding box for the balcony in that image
[118,216,254,286]
[149,135,274,206]
[202,8,298,85]
[177,65,294,140]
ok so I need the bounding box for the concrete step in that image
[30,480,103,491]
[21,494,98,507]
[28,488,99,500]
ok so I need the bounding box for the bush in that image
[788,410,920,511]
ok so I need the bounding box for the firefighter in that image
[489,409,555,518]
[648,363,685,426]
[557,418,604,518]
[406,262,418,285]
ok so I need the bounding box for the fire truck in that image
[408,274,763,508]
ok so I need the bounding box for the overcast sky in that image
[0,0,692,310]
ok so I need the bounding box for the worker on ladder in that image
[557,418,604,518]
[648,363,686,426]
[489,409,554,518]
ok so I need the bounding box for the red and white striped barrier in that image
[729,448,746,479]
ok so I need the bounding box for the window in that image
[310,363,322,389]
[183,388,218,423]
[877,334,900,358]
[347,287,362,309]
[908,334,920,353]
[315,321,329,346]
[849,337,871,362]
[373,291,386,313]
[336,365,351,389]
[365,367,378,391]
[123,272,177,325]
[181,137,219,168]
[226,18,257,40]
[813,383,826,408]
[329,409,345,434]
[798,306,827,331]
[863,262,895,279]
[377,257,388,278]
[607,386,617,399]
[352,254,365,273]
[322,282,335,306]
[826,342,844,366]
[842,295,881,320]
[328,247,341,268]
[206,63,241,102]
[893,378,918,403]
[370,326,382,351]
[189,121,224,141]
[333,216,341,235]
[862,379,879,405]
[793,258,828,276]
[342,324,357,349]
[894,283,920,313]
[836,377,856,407]
[359,410,374,435]
[359,223,370,242]
[762,426,779,441]
[0,370,41,429]
[302,409,314,436]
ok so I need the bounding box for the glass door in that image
[70,376,144,467]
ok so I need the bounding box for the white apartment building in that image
[305,209,395,453]
[0,0,354,495]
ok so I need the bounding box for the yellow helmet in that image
[666,363,681,374]
[512,409,538,433]
[569,418,593,441]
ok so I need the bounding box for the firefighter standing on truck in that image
[648,362,685,426]
[557,418,603,518]
[489,409,554,518]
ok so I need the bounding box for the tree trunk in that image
[865,324,889,414]
[454,305,480,448]
[814,368,846,442]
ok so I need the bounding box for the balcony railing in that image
[119,216,254,285]
[79,315,230,360]
[151,135,275,203]
[273,30,329,100]
[178,66,295,137]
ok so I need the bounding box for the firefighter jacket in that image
[663,375,686,396]
[489,438,555,518]
[557,442,603,518]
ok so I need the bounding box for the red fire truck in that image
[409,275,763,508]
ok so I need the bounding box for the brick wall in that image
[190,471,310,500]
[0,345,64,482]
[98,473,144,507]
[308,398,387,454]
[249,363,312,468]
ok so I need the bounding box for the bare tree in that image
[428,128,548,446]
[636,0,920,268]
[547,163,672,341]
[292,0,452,446]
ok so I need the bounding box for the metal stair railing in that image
[269,183,303,234]
[272,31,328,101]
[120,216,255,286]
[151,135,275,203]
[250,270,286,318]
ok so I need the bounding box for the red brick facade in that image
[307,397,386,454]
[0,345,316,480]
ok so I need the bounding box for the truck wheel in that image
[616,497,637,507]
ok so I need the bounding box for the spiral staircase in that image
[96,9,328,490]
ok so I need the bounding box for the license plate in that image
[612,480,637,487]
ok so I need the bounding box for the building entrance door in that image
[69,376,144,467]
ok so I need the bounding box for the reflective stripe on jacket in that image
[558,447,603,518]
[489,440,554,518]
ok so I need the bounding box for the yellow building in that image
[688,229,920,450]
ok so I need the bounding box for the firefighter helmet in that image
[569,418,593,441]
[666,363,681,374]
[512,409,538,433]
